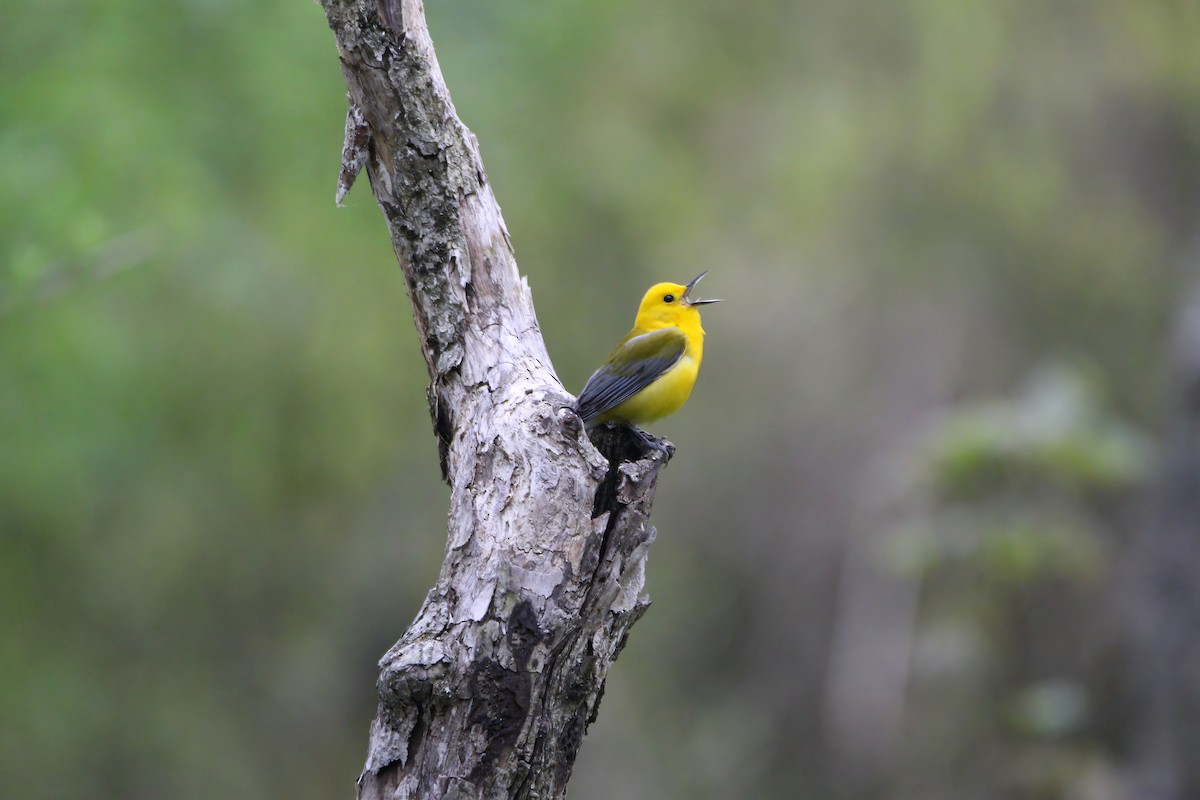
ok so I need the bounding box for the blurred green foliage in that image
[2,0,1198,798]
[872,365,1154,798]
[930,366,1152,497]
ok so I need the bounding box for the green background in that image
[3,1,1197,797]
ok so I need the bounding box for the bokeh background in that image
[4,1,1199,798]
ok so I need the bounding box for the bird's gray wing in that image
[575,328,687,424]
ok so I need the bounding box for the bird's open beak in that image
[683,271,723,306]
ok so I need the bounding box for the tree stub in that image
[319,1,669,797]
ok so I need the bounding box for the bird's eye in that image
[663,294,675,303]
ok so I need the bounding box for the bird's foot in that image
[632,426,675,462]
[587,422,675,465]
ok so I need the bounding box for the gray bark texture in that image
[319,1,668,798]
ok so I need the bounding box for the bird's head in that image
[634,272,722,329]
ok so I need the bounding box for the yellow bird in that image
[575,272,721,444]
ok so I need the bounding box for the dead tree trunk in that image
[319,1,666,797]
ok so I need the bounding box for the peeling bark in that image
[319,1,666,797]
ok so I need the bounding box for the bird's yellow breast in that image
[594,326,704,425]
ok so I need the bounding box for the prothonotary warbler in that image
[575,272,721,446]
